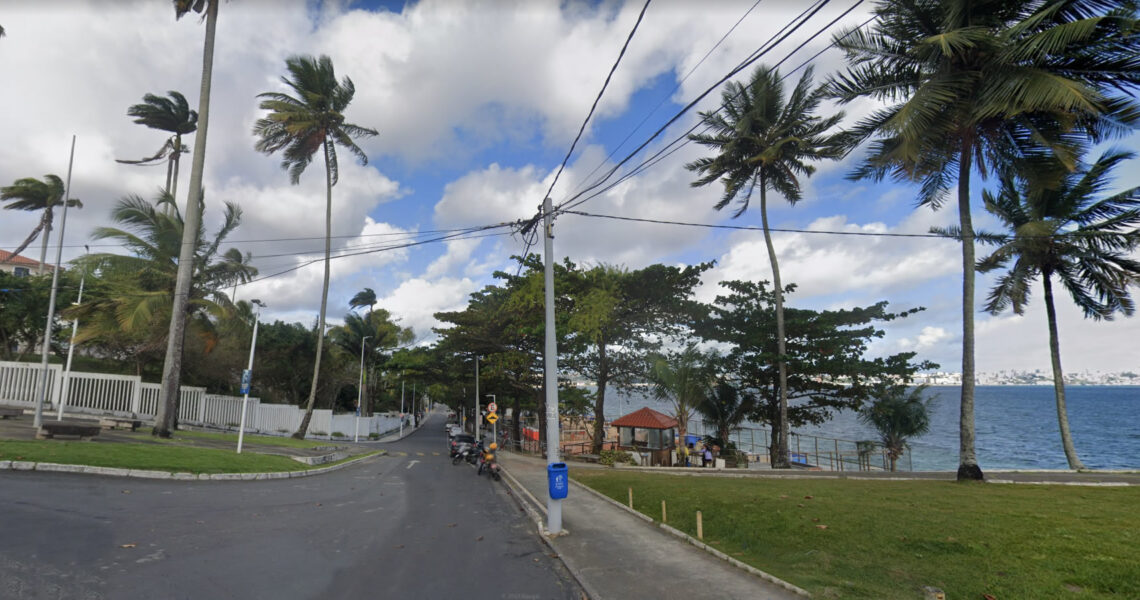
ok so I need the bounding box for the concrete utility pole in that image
[237,299,264,453]
[355,335,371,442]
[475,355,481,442]
[34,135,76,429]
[400,376,405,438]
[58,245,89,421]
[542,196,562,534]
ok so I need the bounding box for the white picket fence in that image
[0,361,405,439]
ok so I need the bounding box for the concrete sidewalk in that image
[498,451,805,600]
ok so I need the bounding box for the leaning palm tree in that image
[253,54,378,439]
[970,150,1140,470]
[117,91,198,208]
[686,65,843,468]
[860,383,932,472]
[826,0,1140,480]
[349,287,377,315]
[155,0,221,438]
[1,174,82,274]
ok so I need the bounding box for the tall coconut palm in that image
[860,384,932,472]
[826,0,1140,480]
[155,0,221,438]
[686,65,843,468]
[349,287,377,315]
[970,150,1140,470]
[117,91,198,208]
[1,174,82,274]
[253,54,378,439]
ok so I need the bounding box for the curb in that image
[498,463,599,600]
[0,451,384,481]
[569,478,811,599]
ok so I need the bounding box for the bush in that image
[368,433,380,440]
[599,449,633,467]
[331,432,344,438]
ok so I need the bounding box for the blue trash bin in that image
[547,462,568,500]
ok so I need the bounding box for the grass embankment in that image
[573,471,1139,600]
[0,440,312,473]
[128,427,330,449]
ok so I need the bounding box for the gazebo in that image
[612,407,678,467]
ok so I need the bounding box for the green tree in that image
[694,376,757,451]
[1,174,82,273]
[646,343,710,438]
[0,270,78,361]
[860,383,933,472]
[826,0,1140,480]
[687,65,844,468]
[697,279,936,465]
[564,261,710,453]
[970,150,1140,469]
[331,308,413,414]
[349,287,377,315]
[116,90,198,208]
[156,0,222,438]
[69,192,256,387]
[253,54,378,439]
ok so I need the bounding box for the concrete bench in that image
[0,406,24,419]
[99,418,142,431]
[36,421,101,441]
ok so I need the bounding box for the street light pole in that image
[355,335,372,443]
[400,375,405,438]
[486,393,496,446]
[475,355,481,443]
[237,299,264,454]
[58,244,89,421]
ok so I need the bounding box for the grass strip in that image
[0,440,373,474]
[129,427,330,449]
[573,470,1139,600]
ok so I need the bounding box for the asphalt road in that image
[0,412,582,600]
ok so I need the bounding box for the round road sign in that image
[487,402,498,413]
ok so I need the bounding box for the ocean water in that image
[601,385,1140,471]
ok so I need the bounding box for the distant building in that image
[0,250,56,277]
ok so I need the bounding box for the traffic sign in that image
[240,369,252,395]
[485,412,499,424]
[487,402,498,413]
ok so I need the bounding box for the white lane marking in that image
[406,460,419,470]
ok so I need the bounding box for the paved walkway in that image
[498,451,805,600]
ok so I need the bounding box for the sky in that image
[2,0,1139,374]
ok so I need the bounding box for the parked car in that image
[449,433,475,457]
[447,424,463,438]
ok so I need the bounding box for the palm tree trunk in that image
[164,148,174,200]
[37,207,52,275]
[170,135,182,211]
[1042,275,1085,470]
[155,0,217,438]
[293,138,334,439]
[7,221,45,262]
[956,139,983,481]
[591,339,608,454]
[759,181,791,469]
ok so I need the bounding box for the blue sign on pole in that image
[240,369,251,395]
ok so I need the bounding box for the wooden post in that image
[661,500,667,523]
[835,439,841,471]
[814,437,819,467]
[628,487,633,509]
[696,510,703,540]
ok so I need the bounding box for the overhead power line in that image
[562,209,958,239]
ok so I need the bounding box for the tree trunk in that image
[591,340,608,454]
[759,182,790,469]
[8,221,45,262]
[511,394,521,450]
[1042,275,1085,470]
[164,145,174,203]
[170,134,182,212]
[37,207,52,275]
[154,0,217,438]
[955,139,983,481]
[293,138,334,439]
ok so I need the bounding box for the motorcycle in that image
[452,441,478,465]
[477,443,502,481]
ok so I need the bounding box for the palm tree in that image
[69,192,256,381]
[859,384,932,472]
[646,344,710,438]
[686,65,843,468]
[349,287,377,315]
[1,174,82,274]
[694,378,756,451]
[972,150,1140,470]
[253,54,378,439]
[155,0,221,438]
[826,0,1140,480]
[117,91,198,208]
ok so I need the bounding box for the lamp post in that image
[58,245,89,421]
[475,355,481,442]
[486,393,496,446]
[237,299,264,454]
[399,373,405,438]
[355,335,372,443]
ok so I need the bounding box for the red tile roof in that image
[0,250,48,268]
[611,407,678,429]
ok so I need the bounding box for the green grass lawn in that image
[128,427,330,449]
[573,471,1140,600]
[0,440,376,474]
